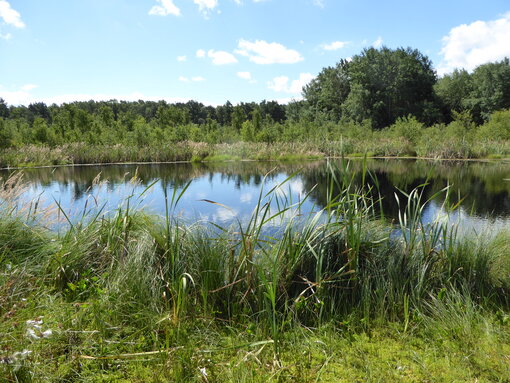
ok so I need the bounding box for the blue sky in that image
[1,0,509,106]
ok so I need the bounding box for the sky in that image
[0,0,509,106]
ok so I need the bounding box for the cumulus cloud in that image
[0,89,32,105]
[240,192,253,204]
[0,32,11,40]
[438,12,510,75]
[237,71,256,83]
[0,0,24,28]
[196,49,206,58]
[321,41,348,51]
[208,49,238,65]
[194,0,218,16]
[213,207,238,222]
[21,84,37,91]
[0,86,203,106]
[372,36,383,49]
[236,39,303,64]
[267,73,314,94]
[148,0,181,16]
[237,71,251,80]
[177,55,187,62]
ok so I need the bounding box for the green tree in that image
[0,98,9,118]
[465,58,510,123]
[344,47,438,129]
[241,120,255,142]
[435,69,473,118]
[0,118,13,148]
[303,59,350,121]
[231,106,246,131]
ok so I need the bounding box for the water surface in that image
[2,159,509,231]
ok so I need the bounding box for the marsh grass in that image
[0,162,509,381]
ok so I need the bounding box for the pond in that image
[1,159,510,231]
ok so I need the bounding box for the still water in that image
[1,159,510,230]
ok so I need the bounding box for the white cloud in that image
[208,49,238,65]
[179,76,189,82]
[268,76,290,92]
[313,0,325,8]
[0,87,203,106]
[237,71,256,83]
[236,39,303,64]
[177,55,187,62]
[148,0,181,16]
[273,97,296,104]
[289,179,304,196]
[268,73,314,94]
[438,12,510,75]
[240,192,253,204]
[0,90,32,105]
[0,32,11,40]
[194,0,218,16]
[196,49,206,58]
[0,0,24,28]
[321,41,348,51]
[372,36,383,49]
[213,207,238,222]
[237,71,252,80]
[21,84,37,91]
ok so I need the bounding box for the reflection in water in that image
[1,159,510,229]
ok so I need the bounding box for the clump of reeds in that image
[0,161,508,370]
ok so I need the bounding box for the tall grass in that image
[2,163,508,323]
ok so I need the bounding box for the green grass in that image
[0,163,509,381]
[2,135,509,168]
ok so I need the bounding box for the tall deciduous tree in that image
[302,59,350,121]
[344,47,438,129]
[435,69,473,118]
[466,58,510,123]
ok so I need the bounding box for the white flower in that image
[199,367,208,377]
[26,319,43,326]
[12,349,32,361]
[26,329,39,340]
[41,329,52,338]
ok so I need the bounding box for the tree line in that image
[0,46,509,148]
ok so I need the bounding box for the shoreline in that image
[1,154,509,171]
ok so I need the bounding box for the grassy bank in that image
[1,165,509,381]
[0,142,327,168]
[1,136,510,169]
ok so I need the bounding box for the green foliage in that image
[468,58,510,122]
[388,115,424,144]
[477,108,510,140]
[304,47,439,129]
[303,59,351,121]
[434,69,473,116]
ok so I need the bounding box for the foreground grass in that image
[1,165,509,381]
